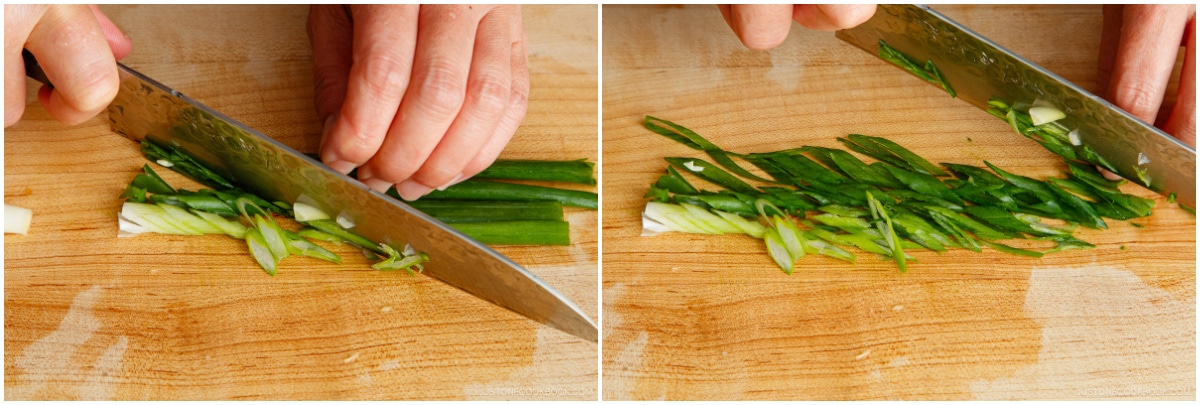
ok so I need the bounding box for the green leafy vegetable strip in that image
[474,159,596,185]
[878,40,955,98]
[867,191,907,272]
[303,219,387,255]
[417,180,598,209]
[141,141,236,189]
[643,116,778,184]
[406,200,564,223]
[664,157,759,194]
[451,221,571,246]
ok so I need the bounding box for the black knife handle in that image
[22,49,54,88]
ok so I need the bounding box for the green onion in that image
[664,157,759,194]
[297,228,341,244]
[763,228,794,275]
[642,201,766,237]
[981,240,1044,258]
[417,180,598,209]
[131,164,176,194]
[407,200,564,223]
[303,219,386,255]
[141,141,236,190]
[449,221,570,246]
[654,166,699,194]
[867,192,907,272]
[878,40,955,97]
[639,117,1156,274]
[245,228,278,276]
[475,159,596,185]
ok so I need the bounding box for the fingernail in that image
[326,159,357,175]
[396,179,434,201]
[356,166,393,193]
[437,173,464,191]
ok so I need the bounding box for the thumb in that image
[88,5,131,60]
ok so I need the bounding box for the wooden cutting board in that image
[5,5,597,400]
[602,5,1194,400]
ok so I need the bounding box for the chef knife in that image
[836,4,1196,208]
[23,51,598,342]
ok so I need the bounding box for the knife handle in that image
[22,49,54,88]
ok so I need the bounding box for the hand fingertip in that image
[396,179,433,201]
[437,173,464,191]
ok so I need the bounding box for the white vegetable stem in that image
[641,201,766,238]
[4,204,32,234]
[1028,105,1066,126]
[292,202,331,222]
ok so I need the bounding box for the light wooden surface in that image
[602,5,1194,400]
[5,5,597,400]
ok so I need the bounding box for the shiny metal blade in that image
[106,63,597,342]
[837,4,1195,208]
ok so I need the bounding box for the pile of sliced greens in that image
[639,116,1155,274]
[122,141,597,275]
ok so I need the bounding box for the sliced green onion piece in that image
[292,201,331,222]
[1028,105,1066,126]
[192,210,247,239]
[245,227,278,276]
[981,240,1044,258]
[304,219,385,254]
[867,192,907,272]
[131,164,176,195]
[297,228,342,244]
[372,251,430,274]
[713,210,767,238]
[772,216,807,262]
[4,204,32,235]
[286,237,341,264]
[254,215,290,262]
[800,233,856,263]
[763,228,794,275]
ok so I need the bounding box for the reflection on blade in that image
[106,63,598,342]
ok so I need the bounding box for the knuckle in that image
[1113,83,1163,121]
[356,50,412,100]
[414,62,466,117]
[69,60,118,112]
[331,118,385,162]
[375,157,423,183]
[467,73,510,112]
[413,161,461,186]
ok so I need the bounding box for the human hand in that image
[1097,4,1195,147]
[5,4,132,127]
[717,4,876,50]
[308,5,529,201]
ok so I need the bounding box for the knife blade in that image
[23,51,597,342]
[836,4,1196,208]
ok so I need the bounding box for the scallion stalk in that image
[475,159,596,185]
[450,221,571,246]
[416,180,598,209]
[406,200,564,223]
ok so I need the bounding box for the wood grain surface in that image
[5,5,597,400]
[602,5,1194,400]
